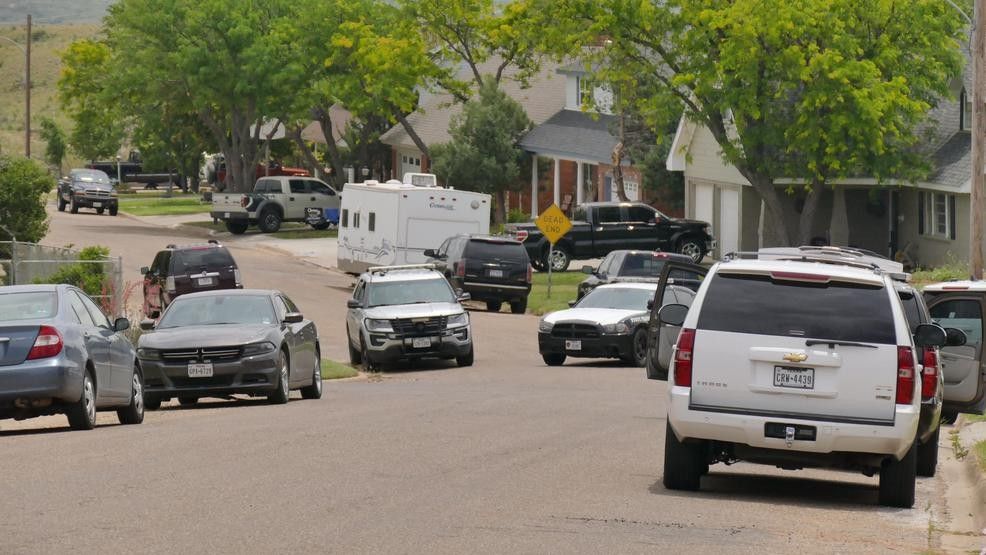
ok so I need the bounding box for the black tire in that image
[624,327,648,367]
[676,238,705,264]
[486,300,502,312]
[310,222,331,230]
[225,220,249,235]
[663,420,704,491]
[457,345,474,367]
[268,349,290,404]
[257,209,282,233]
[361,339,380,372]
[542,246,571,272]
[57,195,66,211]
[116,368,145,425]
[542,353,566,366]
[347,327,362,364]
[109,205,118,216]
[510,298,527,314]
[66,370,96,431]
[178,396,198,406]
[70,198,79,214]
[531,259,545,272]
[96,207,105,215]
[878,441,918,508]
[145,395,162,411]
[941,410,958,424]
[917,425,941,477]
[300,350,323,400]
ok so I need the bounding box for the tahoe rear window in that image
[464,240,529,262]
[172,248,236,274]
[697,273,896,344]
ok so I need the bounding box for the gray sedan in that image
[0,285,144,430]
[136,289,322,408]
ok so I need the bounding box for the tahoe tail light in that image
[673,329,696,387]
[456,260,466,278]
[896,346,916,404]
[234,268,243,286]
[27,326,63,360]
[921,347,939,401]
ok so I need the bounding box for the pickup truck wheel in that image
[225,220,249,235]
[310,222,331,230]
[878,441,917,508]
[96,207,105,215]
[510,298,527,314]
[258,209,282,233]
[70,198,79,214]
[677,238,705,264]
[917,425,940,477]
[486,301,502,312]
[663,421,704,491]
[57,195,67,211]
[542,353,566,366]
[544,246,571,272]
[109,205,118,216]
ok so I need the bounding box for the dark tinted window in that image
[171,248,236,274]
[697,273,896,344]
[463,239,529,262]
[255,179,277,193]
[289,180,309,194]
[595,206,622,223]
[311,182,335,195]
[578,286,655,310]
[627,206,655,223]
[898,291,924,330]
[930,299,983,346]
[618,254,668,277]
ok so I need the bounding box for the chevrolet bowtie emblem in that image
[783,352,808,363]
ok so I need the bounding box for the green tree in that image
[430,80,532,224]
[39,117,67,175]
[0,155,53,243]
[57,40,126,162]
[546,0,967,245]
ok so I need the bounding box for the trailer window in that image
[354,212,361,228]
[342,209,349,228]
[369,212,376,232]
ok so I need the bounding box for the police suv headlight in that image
[602,321,630,334]
[538,319,554,333]
[447,312,469,328]
[365,318,394,333]
[242,341,276,356]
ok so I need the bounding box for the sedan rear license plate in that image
[188,363,214,378]
[488,269,504,278]
[197,277,215,286]
[565,340,582,351]
[773,366,814,389]
[412,337,432,349]
[93,202,102,208]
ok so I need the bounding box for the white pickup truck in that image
[210,176,341,234]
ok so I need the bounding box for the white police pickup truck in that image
[210,176,341,234]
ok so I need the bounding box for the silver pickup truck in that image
[211,176,342,234]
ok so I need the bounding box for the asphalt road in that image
[0,209,955,553]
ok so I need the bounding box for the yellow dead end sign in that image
[535,204,573,297]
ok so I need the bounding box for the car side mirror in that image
[113,317,131,332]
[944,327,967,347]
[568,300,576,307]
[283,312,304,324]
[581,265,594,275]
[139,319,156,331]
[913,323,947,348]
[140,266,149,275]
[658,303,689,326]
[347,299,361,309]
[423,249,437,258]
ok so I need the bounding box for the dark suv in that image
[425,235,532,314]
[141,240,242,318]
[578,250,695,300]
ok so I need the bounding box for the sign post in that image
[534,204,573,298]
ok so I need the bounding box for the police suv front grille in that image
[551,323,601,339]
[160,346,242,363]
[391,317,448,336]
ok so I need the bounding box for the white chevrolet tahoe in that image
[649,249,947,508]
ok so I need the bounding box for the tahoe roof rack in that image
[724,246,910,281]
[368,264,438,275]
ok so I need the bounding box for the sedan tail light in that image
[673,329,696,387]
[896,346,916,405]
[921,347,939,401]
[27,326,63,360]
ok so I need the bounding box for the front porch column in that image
[531,154,538,217]
[553,158,561,206]
[576,162,584,206]
[830,186,849,246]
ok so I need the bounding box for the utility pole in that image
[970,0,984,278]
[25,14,31,159]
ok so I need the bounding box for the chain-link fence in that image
[0,241,123,311]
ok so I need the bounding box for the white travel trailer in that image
[337,174,491,273]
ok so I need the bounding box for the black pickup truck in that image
[505,202,714,271]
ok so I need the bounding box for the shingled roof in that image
[928,132,971,189]
[518,110,618,164]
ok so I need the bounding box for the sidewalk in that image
[939,418,986,554]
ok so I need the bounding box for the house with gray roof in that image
[666,52,973,267]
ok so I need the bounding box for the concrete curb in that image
[118,211,217,240]
[957,418,986,534]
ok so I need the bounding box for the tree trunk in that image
[395,111,430,158]
[797,184,825,246]
[745,175,792,247]
[313,107,346,187]
[612,113,629,201]
[494,189,507,226]
[289,124,321,178]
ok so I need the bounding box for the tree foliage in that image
[58,39,126,162]
[430,80,532,224]
[39,117,67,175]
[546,0,967,245]
[0,155,53,243]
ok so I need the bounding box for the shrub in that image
[507,208,531,223]
[35,246,111,296]
[0,155,54,243]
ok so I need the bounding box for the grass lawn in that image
[528,271,585,316]
[321,359,359,380]
[118,195,211,216]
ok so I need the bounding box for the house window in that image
[920,191,955,239]
[341,209,349,228]
[368,212,376,232]
[961,89,973,131]
[577,76,593,109]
